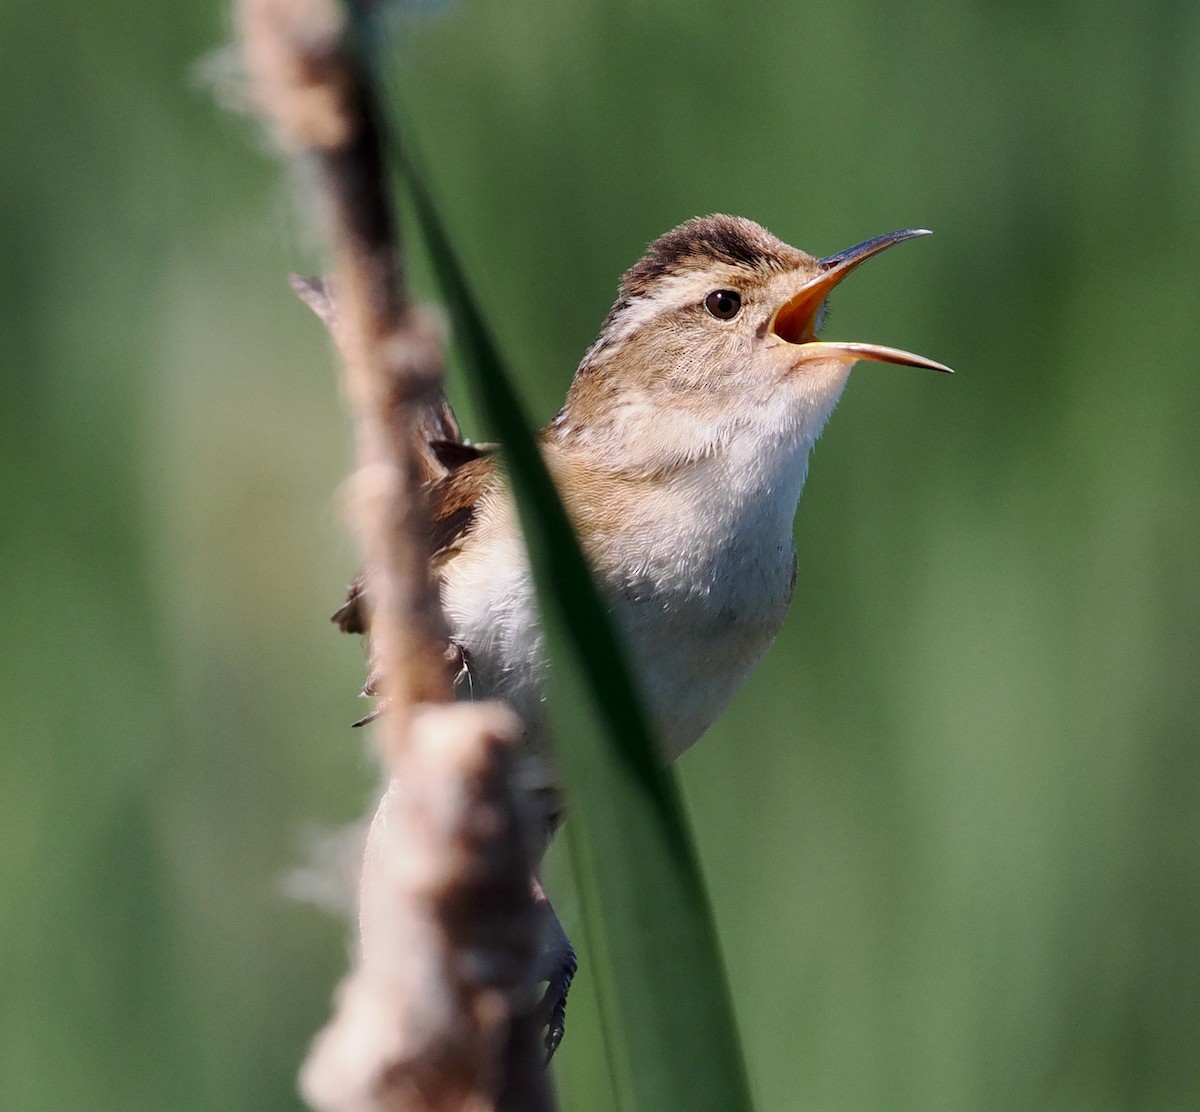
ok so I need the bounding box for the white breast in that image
[439,410,817,773]
[601,425,810,757]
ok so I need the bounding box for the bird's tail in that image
[290,273,473,485]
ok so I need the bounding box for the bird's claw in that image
[538,939,577,1065]
[349,643,470,728]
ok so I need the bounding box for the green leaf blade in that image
[400,144,754,1112]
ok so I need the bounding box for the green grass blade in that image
[393,142,755,1112]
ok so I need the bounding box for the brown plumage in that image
[619,214,804,295]
[294,272,499,637]
[300,214,950,1055]
[330,444,499,636]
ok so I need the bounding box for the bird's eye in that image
[704,289,742,320]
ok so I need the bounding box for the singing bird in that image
[301,214,950,1054]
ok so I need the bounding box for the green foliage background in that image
[3,1,1198,1109]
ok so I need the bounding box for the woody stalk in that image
[238,0,552,1108]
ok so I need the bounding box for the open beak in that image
[770,228,953,373]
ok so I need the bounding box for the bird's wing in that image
[292,271,502,637]
[333,454,499,725]
[331,453,499,635]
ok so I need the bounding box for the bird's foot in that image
[350,643,470,727]
[537,934,577,1064]
[350,668,385,727]
[532,876,576,1063]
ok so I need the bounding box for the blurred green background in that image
[3,1,1199,1109]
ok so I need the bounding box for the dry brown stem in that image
[242,0,447,728]
[238,1,552,1108]
[303,702,550,1112]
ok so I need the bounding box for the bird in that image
[298,213,951,1057]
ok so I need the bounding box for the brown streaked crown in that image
[572,215,814,379]
[618,214,809,299]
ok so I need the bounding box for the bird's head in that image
[552,214,950,475]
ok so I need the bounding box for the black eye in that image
[704,289,742,320]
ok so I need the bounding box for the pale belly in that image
[441,513,797,779]
[611,540,797,759]
[439,436,808,810]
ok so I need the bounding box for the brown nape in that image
[619,214,807,298]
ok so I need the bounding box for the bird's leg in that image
[533,875,577,1063]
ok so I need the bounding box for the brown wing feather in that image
[427,454,495,565]
[331,570,368,634]
[330,454,498,635]
[292,271,499,636]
